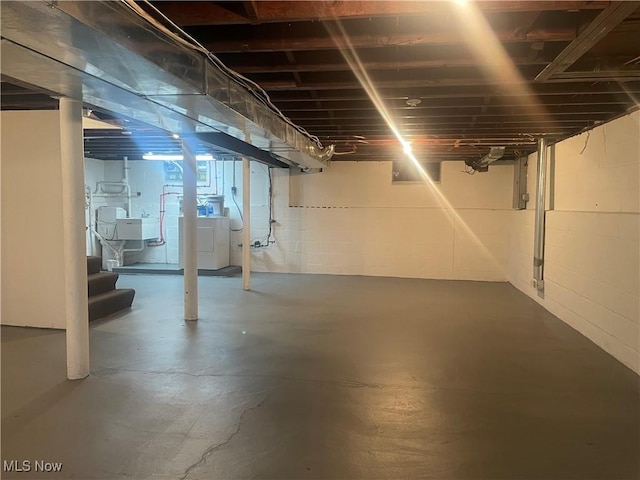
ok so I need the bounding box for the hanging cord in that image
[246,165,275,248]
[255,165,275,247]
[230,160,244,232]
[579,130,591,155]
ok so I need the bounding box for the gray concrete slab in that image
[2,273,639,479]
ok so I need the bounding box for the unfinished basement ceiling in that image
[148,0,640,163]
[2,1,639,165]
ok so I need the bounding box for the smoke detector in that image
[406,98,422,107]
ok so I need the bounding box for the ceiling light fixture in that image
[406,98,422,107]
[142,153,214,161]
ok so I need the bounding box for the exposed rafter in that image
[154,1,610,26]
[536,2,640,80]
[232,56,550,74]
[4,1,638,164]
[201,26,577,53]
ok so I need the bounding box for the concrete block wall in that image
[85,156,513,282]
[509,110,640,373]
[248,160,514,281]
[1,111,67,329]
[86,159,222,265]
[110,160,180,265]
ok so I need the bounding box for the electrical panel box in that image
[513,157,528,210]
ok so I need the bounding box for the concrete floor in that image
[2,273,639,479]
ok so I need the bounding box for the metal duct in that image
[465,146,506,172]
[0,1,333,168]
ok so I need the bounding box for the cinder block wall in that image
[243,160,515,281]
[509,110,640,373]
[1,111,67,329]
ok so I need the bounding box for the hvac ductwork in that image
[464,146,506,172]
[0,1,333,169]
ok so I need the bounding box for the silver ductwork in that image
[0,1,333,168]
[465,146,506,172]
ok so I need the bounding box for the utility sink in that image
[115,218,159,240]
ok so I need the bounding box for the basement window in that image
[164,161,210,184]
[392,161,441,183]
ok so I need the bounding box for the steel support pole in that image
[183,139,198,320]
[60,97,90,379]
[533,137,548,290]
[242,157,251,290]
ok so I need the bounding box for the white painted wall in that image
[1,111,67,329]
[89,159,223,265]
[84,157,104,256]
[103,157,514,282]
[509,110,640,373]
[243,160,515,281]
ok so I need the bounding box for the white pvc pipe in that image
[86,185,94,256]
[183,139,198,320]
[60,97,90,380]
[123,156,132,217]
[93,181,130,195]
[242,157,251,290]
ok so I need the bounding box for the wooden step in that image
[87,272,119,297]
[87,256,102,276]
[88,289,135,322]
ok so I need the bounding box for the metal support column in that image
[242,156,251,291]
[533,138,548,291]
[183,139,198,320]
[60,97,90,380]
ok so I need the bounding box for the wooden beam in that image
[232,57,549,74]
[244,1,260,23]
[544,70,640,81]
[278,99,631,112]
[269,88,640,103]
[157,1,610,26]
[307,126,579,135]
[287,108,620,120]
[295,113,614,125]
[536,2,640,80]
[327,136,540,144]
[272,81,640,98]
[257,73,633,91]
[284,51,303,87]
[299,121,606,132]
[203,26,576,53]
[153,2,249,26]
[514,12,543,39]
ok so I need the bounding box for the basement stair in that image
[87,256,135,321]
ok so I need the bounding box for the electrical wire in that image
[259,165,274,247]
[231,189,243,231]
[230,159,243,231]
[579,130,591,155]
[121,0,325,149]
